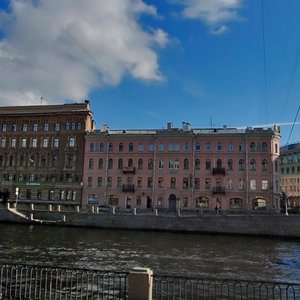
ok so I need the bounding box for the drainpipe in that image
[152,135,156,209]
[104,136,109,205]
[245,134,249,210]
[192,134,195,207]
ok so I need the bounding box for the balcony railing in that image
[122,184,135,192]
[123,167,135,174]
[212,186,225,194]
[213,167,225,175]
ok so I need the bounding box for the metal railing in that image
[0,263,128,300]
[152,275,300,300]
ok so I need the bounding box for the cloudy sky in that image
[0,0,300,144]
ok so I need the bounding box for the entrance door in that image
[168,194,177,211]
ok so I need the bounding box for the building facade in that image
[280,143,300,207]
[83,123,281,211]
[0,100,93,206]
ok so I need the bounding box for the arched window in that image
[262,159,268,171]
[98,159,103,169]
[250,159,256,170]
[129,143,134,152]
[108,158,113,169]
[99,143,104,152]
[227,159,233,170]
[128,158,133,167]
[89,143,95,152]
[184,159,189,170]
[118,159,123,169]
[88,158,94,169]
[108,143,113,152]
[206,159,211,170]
[275,143,278,153]
[119,143,123,152]
[216,159,222,168]
[195,159,200,170]
[239,159,245,170]
[250,142,256,152]
[138,159,143,169]
[262,142,267,152]
[148,159,153,169]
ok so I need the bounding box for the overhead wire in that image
[286,105,300,145]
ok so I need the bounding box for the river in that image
[0,223,299,283]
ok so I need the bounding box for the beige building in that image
[0,101,93,207]
[280,143,300,207]
[83,123,281,211]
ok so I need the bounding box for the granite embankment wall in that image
[0,208,299,238]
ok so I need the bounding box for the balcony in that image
[122,184,135,193]
[213,167,225,175]
[123,167,135,174]
[212,186,225,195]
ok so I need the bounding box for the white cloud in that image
[179,0,242,32]
[0,0,168,105]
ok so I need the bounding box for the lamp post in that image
[285,198,289,216]
[15,187,19,209]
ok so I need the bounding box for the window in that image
[136,196,142,206]
[12,124,17,132]
[90,143,95,152]
[148,143,155,151]
[119,143,123,152]
[128,158,133,167]
[21,138,27,148]
[33,124,38,131]
[168,143,174,151]
[262,159,268,171]
[1,138,6,148]
[118,159,123,169]
[216,143,222,151]
[216,159,222,168]
[250,159,256,170]
[44,123,49,131]
[194,178,200,189]
[66,154,74,168]
[227,143,234,152]
[71,123,76,130]
[195,143,200,151]
[65,123,70,130]
[250,142,256,152]
[195,197,209,208]
[42,138,48,148]
[2,124,6,132]
[108,143,113,152]
[230,198,242,209]
[184,143,190,151]
[128,143,133,152]
[158,159,164,169]
[11,138,17,148]
[99,143,104,152]
[138,159,143,169]
[68,137,75,147]
[97,177,103,187]
[227,179,233,189]
[262,180,268,190]
[195,159,200,170]
[148,159,153,169]
[54,123,60,131]
[137,177,142,188]
[174,143,180,151]
[182,197,188,208]
[98,159,103,169]
[77,123,82,130]
[227,159,233,170]
[147,177,153,188]
[88,159,94,169]
[174,160,179,169]
[22,124,27,132]
[183,159,189,170]
[183,178,189,188]
[206,159,211,170]
[108,159,113,169]
[262,142,267,152]
[275,143,278,153]
[206,143,211,152]
[138,143,144,151]
[170,177,176,188]
[159,143,164,151]
[239,159,245,170]
[158,177,163,188]
[53,138,59,148]
[88,177,93,187]
[239,144,244,152]
[250,179,256,191]
[169,160,174,169]
[205,178,211,189]
[117,177,122,187]
[107,177,112,187]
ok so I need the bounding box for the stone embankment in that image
[1,203,299,238]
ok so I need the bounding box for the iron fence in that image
[0,263,128,300]
[153,275,300,300]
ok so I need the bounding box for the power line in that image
[286,105,300,145]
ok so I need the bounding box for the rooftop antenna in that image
[40,96,43,104]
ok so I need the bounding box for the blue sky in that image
[0,0,300,145]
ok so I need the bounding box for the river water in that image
[0,223,300,283]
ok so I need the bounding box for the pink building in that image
[82,123,281,211]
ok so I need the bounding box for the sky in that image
[0,0,300,145]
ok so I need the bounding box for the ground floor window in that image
[252,198,267,210]
[229,198,243,209]
[107,195,118,206]
[195,196,209,208]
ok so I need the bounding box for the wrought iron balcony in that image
[213,167,225,175]
[212,187,225,194]
[122,184,135,192]
[123,167,135,174]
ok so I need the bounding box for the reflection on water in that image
[0,223,300,282]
